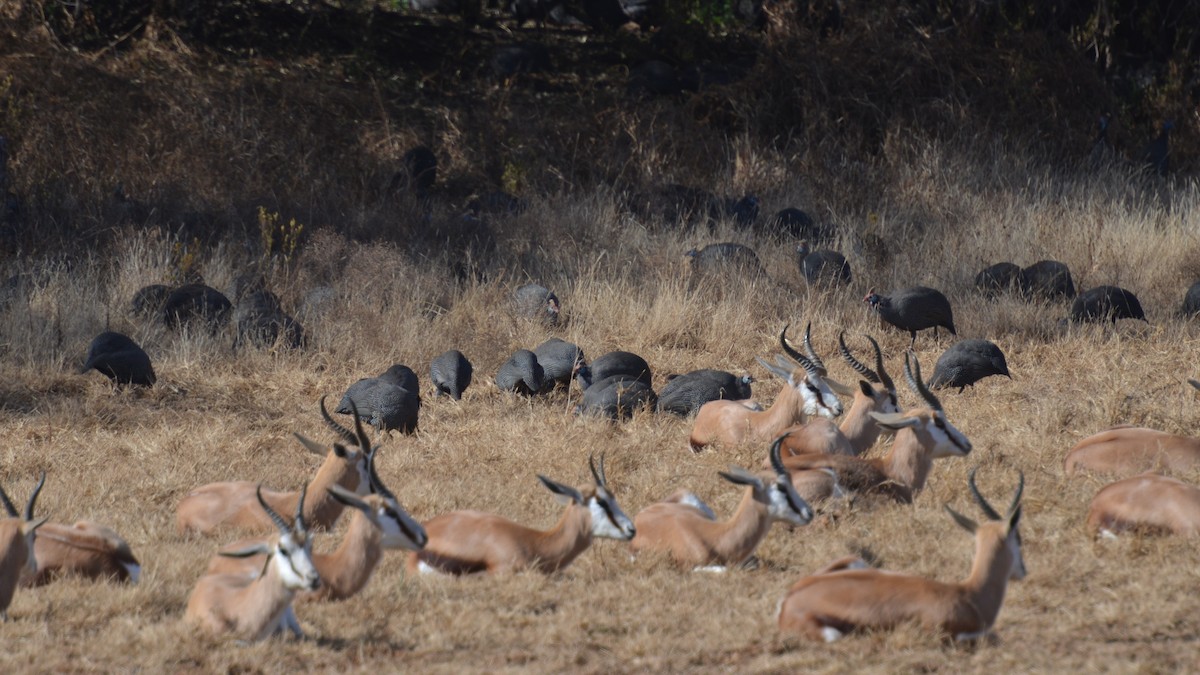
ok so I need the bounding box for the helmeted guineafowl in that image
[656,369,753,417]
[974,262,1021,298]
[130,284,173,320]
[80,331,156,386]
[1181,281,1200,317]
[863,286,956,348]
[1019,260,1075,301]
[796,240,851,287]
[574,375,657,421]
[513,284,560,326]
[162,284,233,334]
[929,339,1011,392]
[338,365,420,434]
[576,350,652,390]
[1069,286,1148,324]
[233,288,304,350]
[533,338,585,390]
[430,349,472,400]
[496,349,544,396]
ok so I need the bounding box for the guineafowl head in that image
[863,289,885,309]
[796,241,811,258]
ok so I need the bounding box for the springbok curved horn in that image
[779,325,819,375]
[0,482,18,518]
[294,484,309,535]
[24,472,45,521]
[320,395,359,446]
[769,432,791,476]
[802,323,828,376]
[589,453,607,488]
[366,445,397,501]
[1007,471,1025,519]
[256,485,291,534]
[968,468,1025,522]
[904,351,942,412]
[867,336,895,393]
[838,332,880,384]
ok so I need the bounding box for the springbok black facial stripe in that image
[597,496,618,526]
[778,479,805,514]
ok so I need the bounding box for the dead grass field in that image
[0,152,1199,673]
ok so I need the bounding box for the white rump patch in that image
[1099,529,1119,541]
[692,565,728,574]
[417,560,443,575]
[954,628,990,642]
[678,492,717,520]
[821,626,843,643]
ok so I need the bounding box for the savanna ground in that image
[2,1,1200,672]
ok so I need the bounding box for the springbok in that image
[176,397,372,535]
[205,446,427,599]
[407,454,635,576]
[21,519,140,587]
[185,485,320,641]
[629,435,814,571]
[1086,472,1200,537]
[0,474,47,620]
[1065,379,1200,477]
[776,333,900,457]
[777,352,971,504]
[689,324,845,452]
[777,469,1025,642]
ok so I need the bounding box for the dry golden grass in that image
[1,144,1200,673]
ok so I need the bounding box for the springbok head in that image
[220,486,320,592]
[838,332,900,415]
[721,433,814,527]
[869,351,971,458]
[538,453,636,541]
[946,468,1026,580]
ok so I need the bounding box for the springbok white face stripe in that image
[926,414,971,458]
[589,496,635,541]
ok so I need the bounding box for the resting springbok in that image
[777,352,971,505]
[777,333,900,457]
[176,397,372,535]
[407,454,635,576]
[777,468,1026,642]
[1063,379,1200,477]
[205,446,427,600]
[1086,472,1200,537]
[185,485,320,641]
[689,324,845,452]
[0,474,47,620]
[21,519,140,587]
[629,434,814,571]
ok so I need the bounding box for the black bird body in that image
[162,284,233,333]
[863,286,956,347]
[513,284,560,326]
[796,241,851,287]
[496,349,545,395]
[1069,286,1147,323]
[430,350,473,400]
[80,331,156,386]
[533,338,585,389]
[130,284,173,319]
[575,375,657,421]
[656,369,753,417]
[686,242,765,278]
[577,351,652,390]
[1182,281,1200,317]
[771,208,833,243]
[974,262,1021,298]
[929,339,1011,392]
[338,365,420,433]
[1019,260,1075,301]
[233,289,304,349]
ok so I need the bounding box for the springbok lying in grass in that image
[688,324,845,452]
[777,333,900,457]
[0,473,47,620]
[21,519,140,587]
[1086,471,1200,537]
[1063,379,1200,477]
[206,446,427,599]
[185,485,320,641]
[629,435,814,571]
[407,454,635,576]
[775,352,971,505]
[777,468,1025,642]
[176,397,372,535]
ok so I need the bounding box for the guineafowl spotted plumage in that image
[233,289,304,350]
[1181,281,1200,317]
[430,350,473,400]
[80,331,156,386]
[337,365,420,434]
[863,286,956,348]
[974,262,1021,298]
[513,284,560,326]
[162,284,232,334]
[574,375,657,421]
[1069,286,1148,324]
[130,284,173,320]
[576,351,652,390]
[1019,260,1075,301]
[929,339,1011,392]
[496,349,545,396]
[796,241,851,287]
[533,338,585,390]
[657,369,753,417]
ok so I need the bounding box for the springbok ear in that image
[824,377,854,396]
[718,467,763,490]
[1008,505,1022,531]
[326,484,369,512]
[294,433,329,457]
[868,412,920,430]
[219,543,273,558]
[22,515,49,535]
[538,475,583,505]
[944,504,978,534]
[1190,379,1200,391]
[755,357,790,382]
[858,380,875,397]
